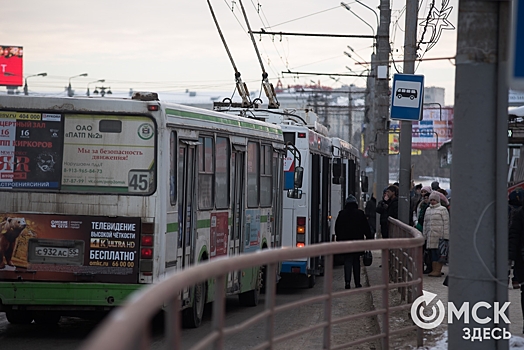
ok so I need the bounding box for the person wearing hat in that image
[431,181,440,191]
[423,191,450,277]
[335,194,374,289]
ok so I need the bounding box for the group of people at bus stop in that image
[335,177,524,333]
[335,181,451,290]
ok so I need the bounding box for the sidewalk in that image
[364,250,524,349]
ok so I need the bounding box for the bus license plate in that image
[35,247,80,258]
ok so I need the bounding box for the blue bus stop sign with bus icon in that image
[390,74,425,121]
[510,0,524,90]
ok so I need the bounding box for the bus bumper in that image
[280,261,307,275]
[0,282,142,311]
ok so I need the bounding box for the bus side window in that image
[247,141,259,208]
[198,136,214,210]
[260,144,273,207]
[170,131,176,205]
[215,137,230,209]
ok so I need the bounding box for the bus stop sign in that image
[510,0,524,90]
[390,74,425,121]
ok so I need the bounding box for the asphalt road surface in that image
[0,265,379,350]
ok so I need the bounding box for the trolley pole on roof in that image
[238,0,280,109]
[206,0,252,108]
[448,1,510,348]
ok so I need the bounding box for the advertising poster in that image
[244,210,260,253]
[0,213,140,283]
[0,111,63,189]
[210,212,229,258]
[62,114,155,193]
[0,46,23,86]
[283,151,295,190]
[389,108,454,150]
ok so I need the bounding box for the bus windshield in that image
[0,112,156,195]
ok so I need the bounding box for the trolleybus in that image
[0,92,294,327]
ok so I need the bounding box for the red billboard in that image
[0,46,23,87]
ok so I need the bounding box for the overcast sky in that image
[3,0,458,104]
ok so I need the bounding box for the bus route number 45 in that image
[128,171,151,192]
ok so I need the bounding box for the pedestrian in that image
[376,188,388,238]
[509,203,524,333]
[431,181,440,191]
[409,183,422,226]
[509,189,524,289]
[415,191,432,274]
[365,194,377,236]
[423,191,450,277]
[376,185,399,239]
[335,195,374,289]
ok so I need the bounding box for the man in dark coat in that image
[335,195,374,289]
[365,194,377,235]
[375,185,399,238]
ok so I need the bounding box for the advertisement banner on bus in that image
[0,214,140,283]
[0,112,63,189]
[0,46,23,87]
[210,212,229,258]
[62,114,155,193]
[244,210,260,253]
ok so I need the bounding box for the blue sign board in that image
[510,0,524,90]
[390,74,425,121]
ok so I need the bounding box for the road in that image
[0,265,379,350]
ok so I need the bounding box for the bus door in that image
[310,153,321,274]
[229,148,245,291]
[272,151,283,248]
[178,142,197,299]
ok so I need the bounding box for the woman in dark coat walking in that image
[335,195,374,289]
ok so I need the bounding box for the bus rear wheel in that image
[6,310,33,324]
[182,281,206,328]
[33,312,61,325]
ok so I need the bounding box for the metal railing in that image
[80,218,424,350]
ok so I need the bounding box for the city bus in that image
[220,108,333,287]
[0,92,293,327]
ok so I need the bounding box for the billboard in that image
[0,213,140,283]
[0,46,23,87]
[389,107,454,150]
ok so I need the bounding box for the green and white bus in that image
[0,92,291,327]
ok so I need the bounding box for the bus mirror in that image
[361,176,369,193]
[287,188,303,199]
[294,166,304,188]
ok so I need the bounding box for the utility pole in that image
[397,0,417,224]
[374,0,391,208]
[448,1,510,348]
[364,53,376,193]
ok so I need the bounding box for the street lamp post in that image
[67,73,88,97]
[23,73,47,95]
[87,79,105,97]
